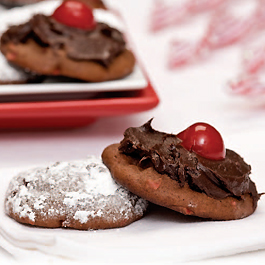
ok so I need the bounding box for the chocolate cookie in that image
[102,121,261,221]
[5,157,148,230]
[0,3,135,82]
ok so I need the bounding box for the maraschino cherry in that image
[52,0,96,30]
[177,123,226,160]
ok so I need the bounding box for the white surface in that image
[0,1,147,93]
[0,64,147,94]
[0,130,265,264]
[1,0,265,264]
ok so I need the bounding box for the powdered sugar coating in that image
[5,156,148,230]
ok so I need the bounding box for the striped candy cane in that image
[254,0,265,28]
[168,39,208,68]
[168,3,259,69]
[242,44,265,74]
[205,9,255,49]
[150,0,189,32]
[187,0,228,13]
[228,75,265,96]
[149,0,228,32]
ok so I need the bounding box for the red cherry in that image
[177,123,225,160]
[52,0,96,30]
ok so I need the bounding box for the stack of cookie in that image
[0,0,135,84]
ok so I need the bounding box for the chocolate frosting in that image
[1,14,126,67]
[119,120,259,201]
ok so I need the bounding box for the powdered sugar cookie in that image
[5,157,148,230]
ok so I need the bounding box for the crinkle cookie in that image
[5,157,148,230]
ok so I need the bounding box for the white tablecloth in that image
[1,0,265,264]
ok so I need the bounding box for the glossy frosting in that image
[119,120,259,201]
[1,14,126,66]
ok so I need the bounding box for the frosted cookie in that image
[5,157,148,230]
[0,53,42,84]
[0,0,135,82]
[102,120,261,221]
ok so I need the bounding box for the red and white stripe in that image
[254,0,265,28]
[159,0,265,70]
[205,10,255,49]
[228,75,265,96]
[187,0,227,13]
[149,0,228,32]
[168,39,208,68]
[150,0,189,32]
[242,44,265,74]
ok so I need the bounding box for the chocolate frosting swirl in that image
[119,120,259,201]
[1,14,126,67]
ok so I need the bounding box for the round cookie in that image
[102,144,258,221]
[102,121,261,221]
[1,40,135,82]
[5,157,148,230]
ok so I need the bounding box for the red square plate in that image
[0,83,159,129]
